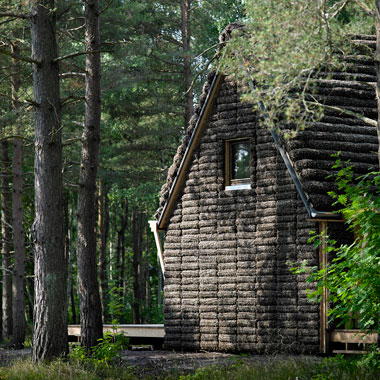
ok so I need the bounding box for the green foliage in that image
[218,0,374,134]
[177,355,380,380]
[70,332,129,365]
[107,286,125,322]
[296,157,380,333]
[313,352,380,380]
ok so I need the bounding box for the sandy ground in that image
[0,346,320,377]
[119,349,237,374]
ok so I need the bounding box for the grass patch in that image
[0,353,379,380]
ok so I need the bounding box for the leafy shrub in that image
[70,332,129,365]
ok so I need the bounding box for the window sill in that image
[225,183,251,191]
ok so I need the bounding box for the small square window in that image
[225,139,251,189]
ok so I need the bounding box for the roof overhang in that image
[158,72,224,231]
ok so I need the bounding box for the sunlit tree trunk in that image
[77,0,103,349]
[11,40,26,349]
[375,1,380,168]
[1,140,12,340]
[65,193,77,324]
[98,181,110,322]
[132,207,143,324]
[30,0,68,362]
[144,218,151,322]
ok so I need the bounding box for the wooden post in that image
[319,220,329,354]
[149,221,165,278]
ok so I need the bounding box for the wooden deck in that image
[68,324,165,347]
[329,329,378,354]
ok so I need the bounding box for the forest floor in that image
[119,349,239,375]
[0,347,31,366]
[0,347,319,374]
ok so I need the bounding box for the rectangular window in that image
[225,138,251,190]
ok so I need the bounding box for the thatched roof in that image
[156,28,378,229]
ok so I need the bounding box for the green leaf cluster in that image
[302,157,380,333]
[218,0,374,135]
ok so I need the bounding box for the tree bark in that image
[11,41,26,349]
[144,218,151,322]
[98,181,110,323]
[1,140,12,340]
[181,0,194,129]
[65,193,77,324]
[132,207,143,324]
[375,1,380,168]
[30,0,68,362]
[119,199,128,300]
[77,0,103,349]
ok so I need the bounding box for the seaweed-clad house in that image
[151,25,379,354]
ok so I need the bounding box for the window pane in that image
[231,142,250,180]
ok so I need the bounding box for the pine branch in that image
[99,0,114,15]
[194,43,219,60]
[330,0,351,18]
[352,0,375,16]
[53,50,110,62]
[63,138,81,146]
[150,53,183,68]
[0,47,40,65]
[305,99,377,127]
[60,72,86,78]
[185,53,218,95]
[61,95,85,107]
[0,12,28,19]
[0,135,32,143]
[23,99,40,107]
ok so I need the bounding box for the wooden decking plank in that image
[68,324,165,339]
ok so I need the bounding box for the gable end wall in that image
[163,77,320,354]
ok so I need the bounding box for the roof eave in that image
[158,72,224,231]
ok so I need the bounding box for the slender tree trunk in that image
[375,1,380,168]
[65,194,77,324]
[98,181,110,322]
[115,228,122,284]
[132,207,143,324]
[1,141,12,340]
[144,218,151,322]
[77,0,103,349]
[114,199,128,305]
[11,41,26,349]
[120,228,126,298]
[181,0,194,128]
[119,199,128,300]
[30,0,68,362]
[25,278,34,324]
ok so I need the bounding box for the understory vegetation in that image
[0,353,380,380]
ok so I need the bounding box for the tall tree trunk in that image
[30,0,68,362]
[77,0,103,349]
[11,41,26,349]
[120,227,126,298]
[65,194,77,324]
[132,208,143,324]
[144,218,151,322]
[113,198,128,305]
[181,0,194,129]
[25,278,34,324]
[98,181,110,322]
[1,141,12,340]
[376,1,380,168]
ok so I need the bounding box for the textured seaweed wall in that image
[163,76,320,354]
[161,34,378,354]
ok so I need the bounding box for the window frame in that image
[224,138,252,190]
